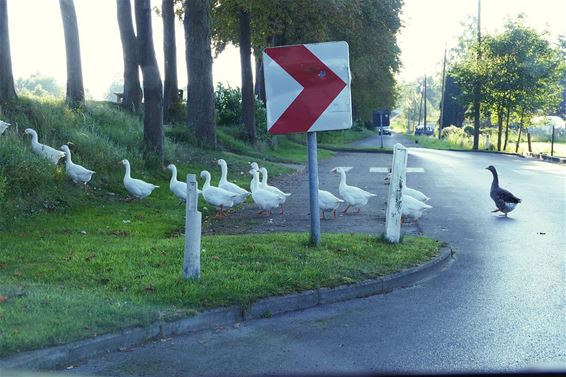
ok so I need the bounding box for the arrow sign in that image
[263,42,351,135]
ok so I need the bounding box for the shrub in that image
[463,125,474,136]
[214,83,241,126]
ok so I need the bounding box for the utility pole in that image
[417,83,424,128]
[472,0,481,150]
[439,46,447,139]
[423,74,427,130]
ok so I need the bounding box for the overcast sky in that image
[7,0,566,99]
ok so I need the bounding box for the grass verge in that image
[0,232,440,356]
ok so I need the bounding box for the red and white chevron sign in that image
[263,41,352,135]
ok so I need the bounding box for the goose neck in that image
[338,170,347,188]
[219,161,228,183]
[202,172,211,189]
[124,163,131,179]
[490,169,499,187]
[169,166,178,184]
[251,171,259,192]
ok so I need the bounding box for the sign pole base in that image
[307,132,321,246]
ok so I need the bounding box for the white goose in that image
[216,159,250,205]
[318,189,344,220]
[404,186,430,202]
[24,128,65,164]
[0,120,9,135]
[259,167,291,214]
[384,168,430,202]
[60,145,95,191]
[331,167,376,213]
[200,170,238,219]
[166,164,202,202]
[120,159,159,199]
[401,194,432,224]
[249,167,284,216]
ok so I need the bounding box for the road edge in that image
[0,247,454,371]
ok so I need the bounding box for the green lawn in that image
[0,98,440,357]
[0,228,440,356]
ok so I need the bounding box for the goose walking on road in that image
[486,165,521,217]
[249,166,284,216]
[216,159,250,205]
[200,170,238,219]
[331,167,376,213]
[259,167,291,214]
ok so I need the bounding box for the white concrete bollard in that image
[183,174,202,279]
[384,143,408,243]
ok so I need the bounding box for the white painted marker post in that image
[384,143,408,243]
[183,174,201,279]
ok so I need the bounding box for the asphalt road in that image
[64,133,566,376]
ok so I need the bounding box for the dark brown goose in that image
[486,165,521,216]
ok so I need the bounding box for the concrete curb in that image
[0,247,454,371]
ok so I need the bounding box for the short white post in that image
[183,174,201,279]
[384,143,408,243]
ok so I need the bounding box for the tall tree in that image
[238,8,256,144]
[185,0,216,148]
[162,0,179,118]
[135,0,164,162]
[59,0,84,108]
[117,0,142,113]
[0,0,16,105]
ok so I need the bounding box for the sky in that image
[6,0,566,100]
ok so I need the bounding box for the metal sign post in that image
[307,132,321,246]
[263,41,352,247]
[385,143,408,243]
[183,174,201,279]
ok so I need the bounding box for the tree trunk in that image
[117,0,141,113]
[0,0,16,105]
[527,132,532,153]
[162,0,178,119]
[135,0,163,163]
[503,103,511,151]
[515,109,524,153]
[254,53,266,104]
[515,126,522,153]
[239,8,256,144]
[184,0,216,148]
[496,107,503,151]
[59,0,84,108]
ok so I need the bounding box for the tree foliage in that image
[211,0,403,123]
[451,19,565,150]
[15,73,64,98]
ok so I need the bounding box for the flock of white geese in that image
[2,122,432,223]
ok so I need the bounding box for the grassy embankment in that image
[0,97,440,356]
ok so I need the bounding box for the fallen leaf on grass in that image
[212,256,220,261]
[0,295,7,303]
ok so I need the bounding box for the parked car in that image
[415,124,435,136]
[378,126,392,135]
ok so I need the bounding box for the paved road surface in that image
[65,134,566,376]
